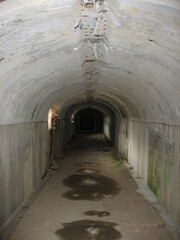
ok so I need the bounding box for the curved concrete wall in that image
[0,0,180,232]
[0,0,180,124]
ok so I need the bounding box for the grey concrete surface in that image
[8,135,174,240]
[0,122,49,231]
[0,0,180,236]
[0,0,180,124]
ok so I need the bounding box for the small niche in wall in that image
[48,107,58,130]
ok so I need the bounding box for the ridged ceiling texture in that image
[0,0,180,124]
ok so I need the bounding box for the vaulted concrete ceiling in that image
[0,0,180,124]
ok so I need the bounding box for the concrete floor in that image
[10,134,173,240]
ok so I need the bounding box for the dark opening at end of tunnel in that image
[75,108,103,133]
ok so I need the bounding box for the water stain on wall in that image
[148,130,162,196]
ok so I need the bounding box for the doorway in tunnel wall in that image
[75,108,103,133]
[48,107,58,164]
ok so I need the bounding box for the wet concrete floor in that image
[9,134,174,240]
[62,172,120,201]
[55,220,121,240]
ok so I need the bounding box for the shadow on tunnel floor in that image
[65,133,112,151]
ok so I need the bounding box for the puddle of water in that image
[84,210,110,217]
[76,168,100,175]
[78,162,100,167]
[55,220,122,240]
[62,173,120,201]
[97,149,111,152]
[81,161,91,164]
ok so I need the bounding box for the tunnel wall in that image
[54,118,75,159]
[103,116,111,140]
[0,122,49,230]
[117,120,129,160]
[117,120,180,225]
[103,115,116,143]
[54,120,65,158]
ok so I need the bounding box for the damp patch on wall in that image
[148,129,162,196]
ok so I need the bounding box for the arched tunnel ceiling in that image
[58,99,120,120]
[0,0,180,124]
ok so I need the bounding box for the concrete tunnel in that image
[0,0,180,239]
